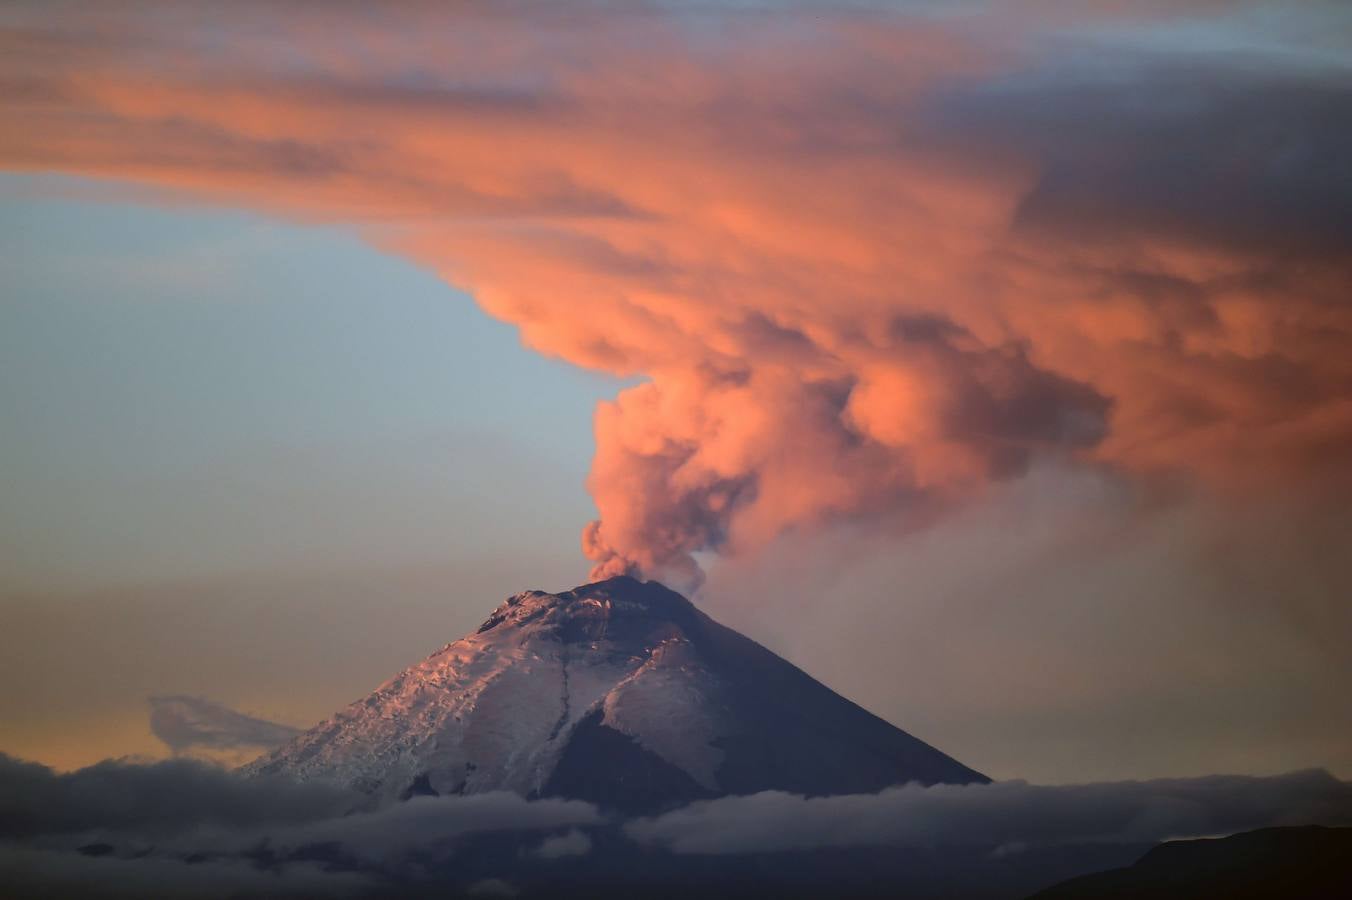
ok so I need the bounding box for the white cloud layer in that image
[625,770,1352,855]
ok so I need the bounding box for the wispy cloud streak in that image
[148,695,300,755]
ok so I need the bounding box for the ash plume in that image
[1,2,1349,585]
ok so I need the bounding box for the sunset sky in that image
[2,1,1349,782]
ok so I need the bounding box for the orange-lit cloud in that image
[3,2,1349,586]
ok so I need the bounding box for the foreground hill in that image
[1029,826,1352,899]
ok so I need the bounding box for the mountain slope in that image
[244,576,986,811]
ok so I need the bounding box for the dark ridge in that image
[1028,826,1352,899]
[541,709,716,815]
[399,772,440,801]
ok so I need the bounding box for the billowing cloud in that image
[625,770,1352,855]
[148,695,300,756]
[1,2,1349,586]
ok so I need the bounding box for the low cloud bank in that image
[0,753,600,897]
[3,754,1349,897]
[167,792,605,867]
[0,847,375,900]
[625,770,1352,855]
[0,753,353,838]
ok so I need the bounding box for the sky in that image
[1,0,1350,783]
[1,175,622,766]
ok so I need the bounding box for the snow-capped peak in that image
[244,577,986,812]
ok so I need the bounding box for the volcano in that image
[244,576,987,812]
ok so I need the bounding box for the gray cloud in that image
[0,753,603,897]
[0,846,373,900]
[625,770,1352,855]
[148,695,301,755]
[528,827,593,859]
[4,753,1350,897]
[0,753,366,897]
[935,59,1352,261]
[177,792,603,866]
[0,752,601,847]
[466,877,522,897]
[0,753,353,839]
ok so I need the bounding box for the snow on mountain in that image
[243,576,987,812]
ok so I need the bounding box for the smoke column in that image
[2,3,1349,587]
